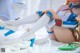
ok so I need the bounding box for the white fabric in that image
[13,0,27,4]
[38,0,53,11]
[0,27,35,45]
[46,20,55,30]
[0,19,18,31]
[6,40,78,53]
[53,0,66,11]
[0,14,50,45]
[5,13,40,26]
[22,14,50,39]
[62,24,77,28]
[57,10,71,21]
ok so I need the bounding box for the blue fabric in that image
[69,3,80,8]
[36,11,43,17]
[4,30,15,36]
[30,38,35,47]
[0,26,4,30]
[47,31,54,34]
[68,13,77,21]
[47,11,53,18]
[63,21,78,25]
[69,3,74,8]
[73,5,80,8]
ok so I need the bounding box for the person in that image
[46,0,80,43]
[5,0,80,43]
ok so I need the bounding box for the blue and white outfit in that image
[47,8,78,34]
[46,9,78,42]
